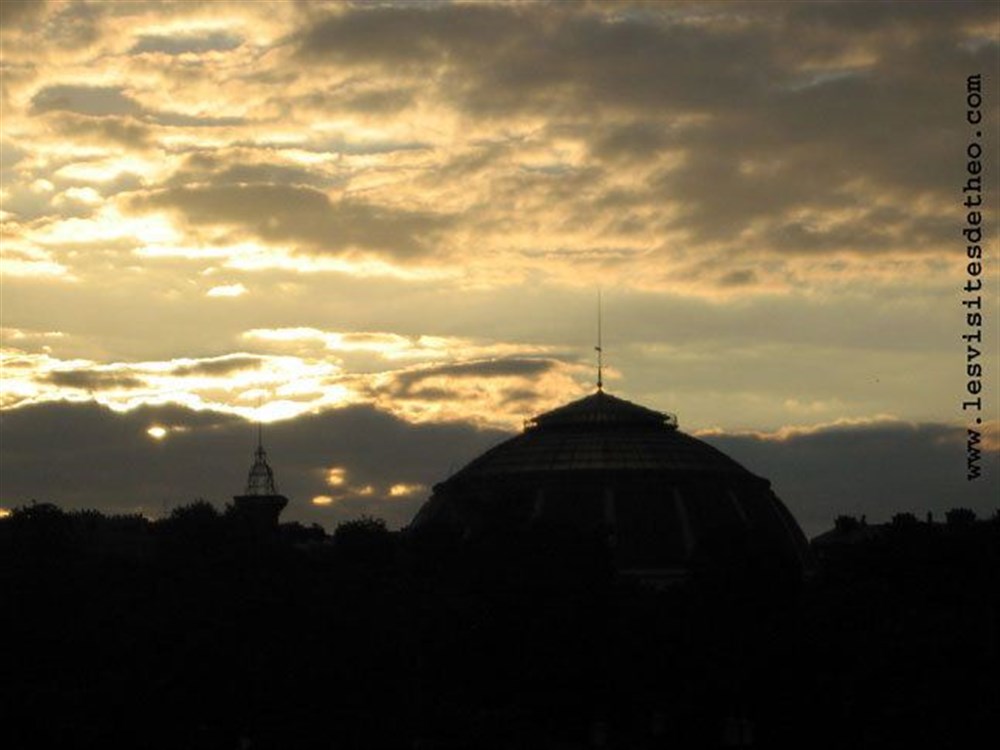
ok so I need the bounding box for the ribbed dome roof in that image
[440,391,750,483]
[413,389,813,582]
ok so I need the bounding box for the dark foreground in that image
[2,504,997,750]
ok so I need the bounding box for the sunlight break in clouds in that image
[243,327,554,363]
[0,348,354,422]
[0,335,583,430]
[206,283,247,298]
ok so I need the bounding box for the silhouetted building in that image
[412,389,813,584]
[811,514,882,559]
[231,427,288,534]
[811,508,996,563]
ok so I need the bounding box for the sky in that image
[1,0,998,537]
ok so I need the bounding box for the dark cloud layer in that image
[30,83,246,134]
[0,0,46,31]
[2,402,995,537]
[707,422,999,536]
[31,85,141,117]
[48,112,153,150]
[43,370,144,390]
[0,401,507,530]
[130,30,243,56]
[168,355,264,377]
[296,5,772,115]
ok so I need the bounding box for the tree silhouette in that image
[331,515,396,570]
[834,514,860,533]
[2,501,997,749]
[945,507,977,525]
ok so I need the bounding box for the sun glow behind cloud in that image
[0,245,72,279]
[389,483,423,497]
[29,207,181,248]
[206,283,247,297]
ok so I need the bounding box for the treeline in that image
[1,502,998,750]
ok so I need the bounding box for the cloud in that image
[384,359,559,398]
[29,84,246,134]
[0,0,46,31]
[291,2,993,267]
[130,30,243,56]
[42,370,144,390]
[169,155,338,190]
[150,111,246,128]
[590,120,674,164]
[337,86,417,114]
[46,112,154,150]
[295,4,525,69]
[295,5,775,116]
[1,1,103,49]
[128,184,452,259]
[167,355,263,377]
[243,327,550,364]
[718,269,758,288]
[31,85,141,117]
[370,357,586,426]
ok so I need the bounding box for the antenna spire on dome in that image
[595,289,604,392]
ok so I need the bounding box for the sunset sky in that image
[2,0,997,535]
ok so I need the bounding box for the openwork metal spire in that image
[244,421,278,496]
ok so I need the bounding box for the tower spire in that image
[245,417,277,496]
[231,400,288,534]
[596,289,603,392]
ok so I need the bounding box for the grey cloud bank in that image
[2,401,994,538]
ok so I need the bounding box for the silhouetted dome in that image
[412,390,813,582]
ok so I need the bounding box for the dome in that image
[411,390,813,582]
[449,392,745,477]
